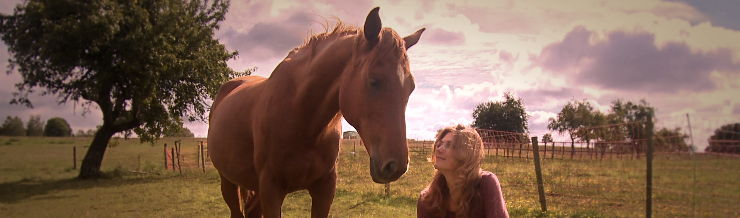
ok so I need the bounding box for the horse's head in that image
[339,7,424,183]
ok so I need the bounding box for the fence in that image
[162,140,211,174]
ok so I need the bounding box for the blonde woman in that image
[417,124,508,218]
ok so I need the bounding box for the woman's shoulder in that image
[479,170,501,189]
[480,170,498,181]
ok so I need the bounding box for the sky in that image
[1,0,739,151]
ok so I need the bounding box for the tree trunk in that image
[78,126,115,179]
[570,137,575,159]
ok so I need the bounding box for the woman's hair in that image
[420,124,485,218]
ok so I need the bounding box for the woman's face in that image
[433,133,462,171]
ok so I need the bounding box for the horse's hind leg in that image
[239,187,261,217]
[220,175,244,218]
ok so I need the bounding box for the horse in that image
[207,7,425,218]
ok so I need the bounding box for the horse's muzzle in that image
[369,157,407,183]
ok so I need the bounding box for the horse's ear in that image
[364,7,381,47]
[403,28,426,50]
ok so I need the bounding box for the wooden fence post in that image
[176,144,182,175]
[171,147,176,172]
[532,137,547,212]
[201,142,206,173]
[164,143,168,169]
[73,146,77,169]
[646,113,654,218]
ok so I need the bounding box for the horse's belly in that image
[277,150,337,191]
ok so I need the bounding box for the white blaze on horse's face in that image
[339,7,424,183]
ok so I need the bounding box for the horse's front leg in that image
[308,169,337,218]
[258,174,287,218]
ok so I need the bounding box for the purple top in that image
[417,171,509,218]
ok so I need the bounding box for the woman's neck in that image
[439,170,463,206]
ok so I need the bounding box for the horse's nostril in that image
[381,160,398,177]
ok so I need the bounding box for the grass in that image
[0,136,738,217]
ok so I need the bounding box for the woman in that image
[417,124,508,218]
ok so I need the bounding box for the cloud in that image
[675,0,740,30]
[425,28,465,46]
[221,11,316,61]
[535,26,740,93]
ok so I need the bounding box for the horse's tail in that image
[238,187,261,217]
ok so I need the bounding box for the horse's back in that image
[208,75,267,188]
[212,76,267,112]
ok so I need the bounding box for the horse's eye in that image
[369,78,381,88]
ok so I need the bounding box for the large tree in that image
[164,124,195,137]
[472,92,529,134]
[0,116,25,136]
[44,117,72,137]
[26,115,44,136]
[547,100,599,158]
[706,123,740,154]
[0,0,244,178]
[654,127,690,152]
[607,99,655,140]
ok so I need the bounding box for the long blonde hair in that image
[421,124,485,218]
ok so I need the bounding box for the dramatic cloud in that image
[425,28,465,46]
[221,11,315,61]
[676,0,740,30]
[535,26,740,93]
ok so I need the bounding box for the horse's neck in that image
[265,36,355,134]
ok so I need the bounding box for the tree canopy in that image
[706,123,740,154]
[44,117,72,137]
[0,0,244,178]
[164,124,195,137]
[547,100,597,142]
[472,92,529,133]
[0,116,25,136]
[26,115,44,136]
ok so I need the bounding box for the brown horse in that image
[207,7,425,218]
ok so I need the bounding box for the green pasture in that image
[0,137,737,217]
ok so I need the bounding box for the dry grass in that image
[0,137,737,217]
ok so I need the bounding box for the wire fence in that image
[405,117,739,217]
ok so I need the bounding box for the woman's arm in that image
[481,172,509,218]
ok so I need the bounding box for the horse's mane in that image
[288,21,405,63]
[290,22,359,58]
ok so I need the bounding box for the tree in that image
[472,92,529,134]
[547,100,598,158]
[607,100,654,140]
[164,124,195,137]
[542,133,553,144]
[76,128,97,137]
[0,116,25,136]
[705,123,740,154]
[654,127,689,152]
[44,117,72,137]
[26,115,44,136]
[1,0,245,178]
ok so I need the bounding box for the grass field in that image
[0,136,738,217]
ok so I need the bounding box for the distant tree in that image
[705,123,740,154]
[472,92,529,134]
[26,115,44,136]
[164,124,194,137]
[607,100,654,140]
[1,0,245,178]
[542,133,553,144]
[75,128,97,137]
[654,127,689,152]
[548,100,598,158]
[44,117,72,137]
[0,116,25,136]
